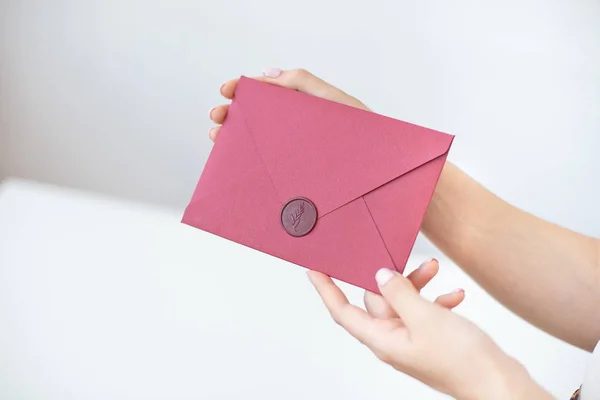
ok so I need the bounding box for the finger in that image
[208,126,221,142]
[376,268,431,328]
[209,104,229,125]
[260,68,368,109]
[307,271,383,345]
[406,259,439,292]
[219,75,262,99]
[219,69,368,109]
[367,259,439,318]
[261,68,340,96]
[220,79,240,99]
[434,289,465,310]
[219,72,333,100]
[364,290,397,319]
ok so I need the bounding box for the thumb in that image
[375,268,432,327]
[259,68,368,110]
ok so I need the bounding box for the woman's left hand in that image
[307,260,552,400]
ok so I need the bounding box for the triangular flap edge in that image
[233,76,455,219]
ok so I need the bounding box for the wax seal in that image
[281,197,317,237]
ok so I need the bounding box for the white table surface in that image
[0,178,592,399]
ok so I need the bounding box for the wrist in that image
[457,355,553,400]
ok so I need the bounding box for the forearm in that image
[463,356,554,400]
[422,162,600,351]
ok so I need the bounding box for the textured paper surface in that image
[183,77,454,293]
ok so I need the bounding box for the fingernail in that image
[219,83,226,94]
[452,288,465,294]
[375,268,396,286]
[209,107,215,119]
[418,258,436,270]
[263,67,282,78]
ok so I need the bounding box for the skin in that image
[207,68,599,398]
[308,267,552,400]
[422,162,600,351]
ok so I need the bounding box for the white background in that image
[1,1,599,398]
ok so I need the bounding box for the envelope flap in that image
[234,76,454,217]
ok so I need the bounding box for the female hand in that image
[308,263,552,400]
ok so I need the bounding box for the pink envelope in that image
[182,77,454,293]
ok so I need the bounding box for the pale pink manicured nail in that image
[209,107,216,119]
[263,67,282,78]
[452,288,465,294]
[375,268,396,286]
[418,258,434,269]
